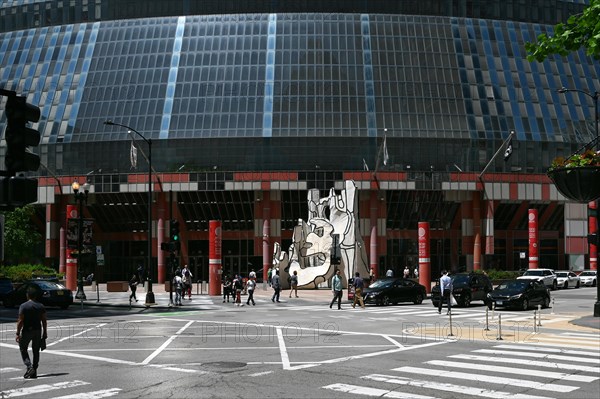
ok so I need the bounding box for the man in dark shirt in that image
[16,286,48,379]
[352,272,365,309]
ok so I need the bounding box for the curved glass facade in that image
[0,1,598,175]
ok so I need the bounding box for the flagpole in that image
[478,130,515,179]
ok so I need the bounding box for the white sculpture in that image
[282,180,369,288]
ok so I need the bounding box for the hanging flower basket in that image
[547,166,600,202]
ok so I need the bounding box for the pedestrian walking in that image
[233,275,244,306]
[16,286,48,379]
[403,266,410,278]
[222,275,232,303]
[182,264,193,300]
[246,278,256,306]
[249,269,256,280]
[128,274,139,302]
[386,268,393,277]
[137,263,145,287]
[438,270,453,314]
[413,266,419,279]
[267,267,273,287]
[329,269,343,310]
[173,270,184,306]
[271,270,281,302]
[369,267,376,283]
[352,272,365,309]
[289,270,299,298]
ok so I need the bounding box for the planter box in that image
[107,281,128,292]
[547,166,600,202]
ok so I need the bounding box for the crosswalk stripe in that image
[322,383,438,398]
[361,374,554,399]
[391,366,578,392]
[475,349,600,364]
[494,344,600,356]
[0,367,20,373]
[0,380,90,398]
[49,388,122,399]
[426,360,598,382]
[449,354,600,374]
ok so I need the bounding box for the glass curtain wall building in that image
[0,0,597,280]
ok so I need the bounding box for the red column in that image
[262,219,270,283]
[590,201,598,270]
[473,193,481,271]
[65,205,77,291]
[209,220,222,295]
[157,218,165,283]
[418,222,431,293]
[370,226,377,279]
[528,209,539,269]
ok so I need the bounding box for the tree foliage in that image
[525,0,600,62]
[1,205,43,264]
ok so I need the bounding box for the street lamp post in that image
[72,180,90,300]
[558,87,600,317]
[103,120,155,305]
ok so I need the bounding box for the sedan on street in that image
[579,270,597,287]
[3,280,73,309]
[487,279,550,310]
[554,271,581,289]
[362,278,426,306]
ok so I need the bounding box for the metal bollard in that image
[448,307,454,337]
[484,307,490,331]
[550,297,555,315]
[496,314,503,340]
[491,302,496,319]
[537,304,542,327]
[533,310,537,333]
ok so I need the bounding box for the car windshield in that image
[32,281,65,290]
[451,274,470,284]
[497,281,529,290]
[523,270,545,276]
[555,272,568,277]
[369,279,394,289]
[580,271,596,276]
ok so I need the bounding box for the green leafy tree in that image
[1,205,43,264]
[526,0,600,62]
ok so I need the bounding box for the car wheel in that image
[521,298,529,311]
[382,296,391,306]
[552,280,557,291]
[593,280,597,287]
[461,294,471,308]
[563,281,569,289]
[576,281,580,289]
[542,296,550,309]
[413,294,423,305]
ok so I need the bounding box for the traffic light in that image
[589,233,599,246]
[4,94,41,173]
[170,219,181,251]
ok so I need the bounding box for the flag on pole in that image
[130,141,138,169]
[363,158,369,171]
[503,136,513,161]
[383,135,390,166]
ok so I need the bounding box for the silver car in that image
[555,271,581,289]
[579,270,598,287]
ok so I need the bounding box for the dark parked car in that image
[487,279,551,310]
[362,278,426,306]
[431,272,493,308]
[0,278,13,304]
[3,280,73,309]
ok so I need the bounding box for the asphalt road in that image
[0,285,598,399]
